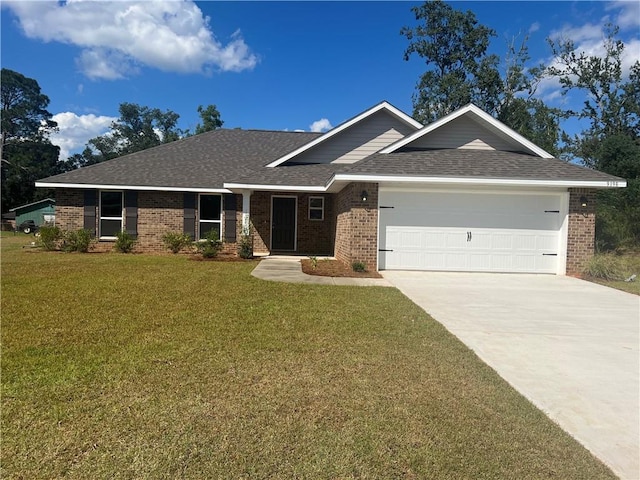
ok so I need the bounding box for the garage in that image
[378,189,566,273]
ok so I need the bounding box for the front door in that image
[271,196,297,250]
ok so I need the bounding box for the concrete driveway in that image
[382,271,639,480]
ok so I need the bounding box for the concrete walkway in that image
[383,271,639,480]
[251,256,393,286]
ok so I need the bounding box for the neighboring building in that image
[9,198,56,229]
[36,102,625,275]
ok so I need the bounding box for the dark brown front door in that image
[271,196,296,250]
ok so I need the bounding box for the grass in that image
[1,233,616,479]
[583,251,640,295]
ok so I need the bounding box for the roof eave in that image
[329,173,626,190]
[35,181,232,194]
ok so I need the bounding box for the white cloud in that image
[4,0,258,80]
[538,2,639,105]
[528,22,540,34]
[309,118,332,133]
[49,112,117,159]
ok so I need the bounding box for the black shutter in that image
[83,190,97,236]
[124,191,138,238]
[184,193,196,240]
[224,194,237,242]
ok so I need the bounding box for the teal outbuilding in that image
[10,198,56,229]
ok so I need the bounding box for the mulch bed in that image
[300,259,382,278]
[188,253,257,262]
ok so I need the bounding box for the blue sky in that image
[2,1,638,159]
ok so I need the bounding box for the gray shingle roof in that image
[345,149,620,182]
[39,129,322,189]
[39,129,622,190]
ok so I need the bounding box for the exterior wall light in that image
[361,190,368,202]
[580,196,588,208]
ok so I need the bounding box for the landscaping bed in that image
[300,258,382,278]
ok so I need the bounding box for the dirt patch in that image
[301,259,382,278]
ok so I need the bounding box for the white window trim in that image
[308,196,324,221]
[198,194,222,240]
[99,190,123,240]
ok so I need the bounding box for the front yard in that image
[1,233,615,479]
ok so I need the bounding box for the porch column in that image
[241,190,252,235]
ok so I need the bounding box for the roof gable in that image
[380,104,554,158]
[265,101,423,168]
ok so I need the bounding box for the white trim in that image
[379,104,554,158]
[241,190,252,235]
[224,182,325,192]
[35,182,232,194]
[330,174,626,189]
[557,192,570,275]
[99,190,124,240]
[308,196,325,221]
[270,195,297,251]
[198,193,222,240]
[265,101,423,168]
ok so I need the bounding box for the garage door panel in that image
[379,191,563,274]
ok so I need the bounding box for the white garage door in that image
[378,190,563,273]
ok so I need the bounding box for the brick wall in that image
[250,191,334,255]
[54,189,243,254]
[334,182,378,270]
[566,188,597,275]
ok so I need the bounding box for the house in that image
[8,198,56,231]
[36,102,625,275]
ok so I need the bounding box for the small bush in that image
[237,231,253,259]
[37,225,62,251]
[114,231,136,253]
[62,229,94,253]
[197,229,223,258]
[583,253,624,280]
[309,256,318,269]
[352,261,366,273]
[163,231,192,254]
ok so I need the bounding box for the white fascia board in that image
[223,182,326,192]
[380,104,554,158]
[35,182,232,193]
[265,101,422,168]
[330,174,627,189]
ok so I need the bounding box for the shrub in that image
[163,231,192,254]
[583,253,624,281]
[237,231,253,259]
[309,256,318,269]
[37,225,62,251]
[352,261,366,273]
[197,229,223,258]
[114,231,136,253]
[62,229,94,253]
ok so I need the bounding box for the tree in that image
[1,69,59,211]
[195,104,224,134]
[401,1,561,154]
[401,0,500,124]
[73,102,183,166]
[546,25,640,249]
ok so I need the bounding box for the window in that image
[309,196,324,220]
[199,194,222,239]
[100,191,123,238]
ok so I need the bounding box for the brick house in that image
[37,102,625,275]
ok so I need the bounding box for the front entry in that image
[271,196,297,251]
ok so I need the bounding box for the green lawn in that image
[1,233,615,479]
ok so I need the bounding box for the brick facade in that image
[55,184,596,274]
[566,188,597,275]
[334,182,379,270]
[250,191,334,255]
